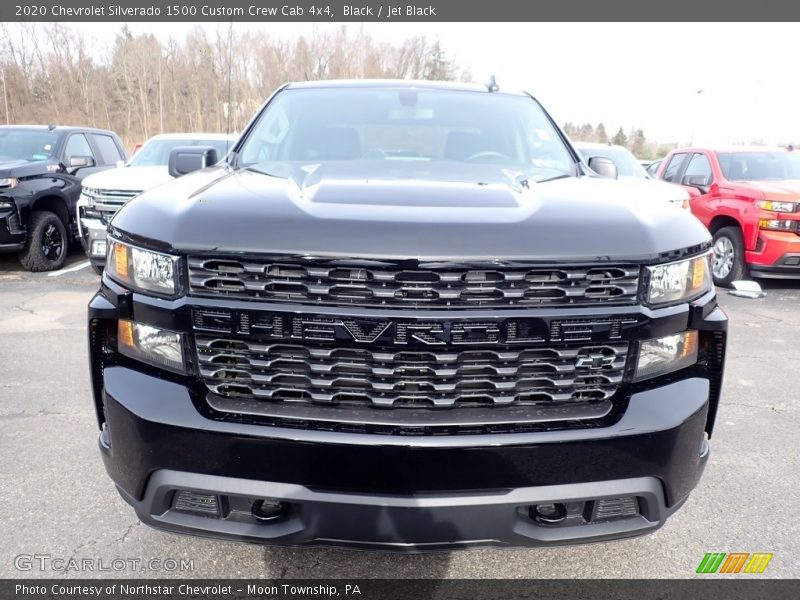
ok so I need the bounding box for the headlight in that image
[634,330,698,381]
[118,320,186,373]
[80,191,94,207]
[668,197,690,210]
[0,178,18,188]
[757,200,797,212]
[759,219,797,232]
[646,253,712,306]
[106,238,182,297]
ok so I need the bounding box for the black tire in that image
[711,226,747,287]
[18,211,68,272]
[91,264,104,276]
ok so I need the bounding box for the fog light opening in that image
[172,490,221,518]
[530,502,568,524]
[592,496,640,522]
[252,498,288,523]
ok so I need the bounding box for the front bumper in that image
[749,252,800,279]
[0,203,25,251]
[89,279,726,550]
[119,470,682,550]
[78,215,109,267]
[98,364,712,550]
[746,230,800,276]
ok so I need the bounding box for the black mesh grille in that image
[187,256,640,308]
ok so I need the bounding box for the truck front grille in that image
[83,188,141,218]
[196,334,629,432]
[187,256,640,309]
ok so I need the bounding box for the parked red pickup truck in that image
[657,146,800,286]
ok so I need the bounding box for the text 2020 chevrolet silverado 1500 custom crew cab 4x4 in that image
[88,81,727,550]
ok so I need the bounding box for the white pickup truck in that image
[77,132,236,273]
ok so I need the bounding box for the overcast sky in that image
[67,21,800,146]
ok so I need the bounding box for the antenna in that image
[486,75,499,92]
[47,123,56,131]
[225,21,234,155]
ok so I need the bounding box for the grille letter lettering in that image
[396,322,448,345]
[341,319,391,343]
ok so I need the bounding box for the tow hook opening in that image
[251,498,289,523]
[530,502,568,524]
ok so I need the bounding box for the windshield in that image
[577,146,649,179]
[130,138,232,167]
[237,87,575,183]
[0,129,59,162]
[718,151,800,181]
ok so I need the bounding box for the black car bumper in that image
[89,282,726,550]
[0,205,25,251]
[97,364,711,550]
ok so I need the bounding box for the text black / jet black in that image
[88,80,727,550]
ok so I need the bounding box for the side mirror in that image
[168,146,219,178]
[68,155,96,169]
[682,174,710,193]
[588,156,618,179]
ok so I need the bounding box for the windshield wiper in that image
[536,173,572,184]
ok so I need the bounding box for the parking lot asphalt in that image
[0,245,798,579]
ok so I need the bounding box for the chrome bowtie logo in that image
[575,352,614,369]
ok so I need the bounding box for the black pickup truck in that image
[88,80,727,550]
[0,125,127,271]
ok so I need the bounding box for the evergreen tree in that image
[596,123,608,143]
[612,126,627,146]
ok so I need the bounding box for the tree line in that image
[562,122,677,161]
[0,24,681,157]
[0,23,467,148]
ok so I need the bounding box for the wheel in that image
[91,264,104,276]
[18,211,68,272]
[711,226,747,287]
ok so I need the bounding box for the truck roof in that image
[146,132,237,141]
[0,124,118,135]
[284,79,529,96]
[677,145,792,154]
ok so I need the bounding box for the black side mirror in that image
[168,146,219,178]
[682,174,710,193]
[68,155,96,169]
[588,156,618,179]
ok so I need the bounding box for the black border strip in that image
[3,1,800,22]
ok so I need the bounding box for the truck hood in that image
[82,165,172,192]
[0,159,60,179]
[111,165,711,261]
[731,179,800,199]
[616,177,689,203]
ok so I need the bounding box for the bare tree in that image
[0,24,468,148]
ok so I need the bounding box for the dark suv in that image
[88,81,727,550]
[0,125,128,271]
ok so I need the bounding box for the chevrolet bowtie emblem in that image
[575,352,613,369]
